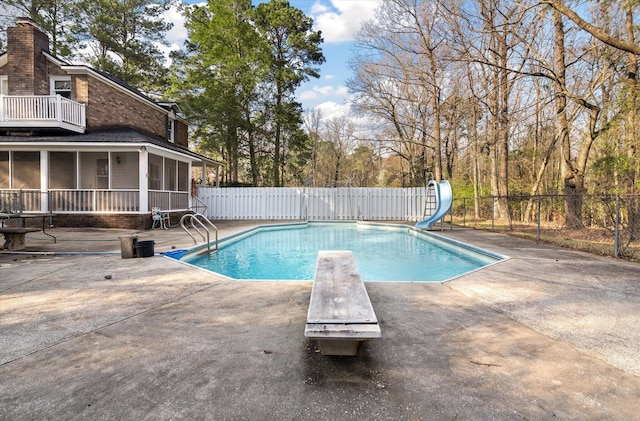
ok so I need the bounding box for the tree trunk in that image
[524,137,558,221]
[625,4,639,240]
[273,90,282,187]
[466,69,481,219]
[481,1,510,222]
[497,29,511,224]
[524,83,549,222]
[551,10,584,229]
[246,107,259,186]
[226,124,239,184]
[419,106,429,185]
[472,116,481,220]
[625,5,638,195]
[430,70,442,183]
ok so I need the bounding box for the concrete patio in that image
[1,222,639,420]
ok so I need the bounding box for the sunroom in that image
[0,131,221,228]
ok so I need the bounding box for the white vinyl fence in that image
[198,187,433,221]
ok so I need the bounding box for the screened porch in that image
[0,148,193,214]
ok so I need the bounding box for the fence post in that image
[537,195,541,244]
[463,198,466,227]
[614,194,620,258]
[450,207,453,230]
[491,196,495,232]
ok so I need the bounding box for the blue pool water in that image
[178,222,504,282]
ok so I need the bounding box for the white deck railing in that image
[1,189,190,213]
[0,95,86,132]
[50,190,140,212]
[149,190,189,211]
[0,189,41,213]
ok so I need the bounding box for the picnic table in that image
[0,227,41,250]
[0,213,57,247]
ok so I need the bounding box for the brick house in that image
[0,18,222,229]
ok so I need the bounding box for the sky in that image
[1,0,382,119]
[172,0,384,120]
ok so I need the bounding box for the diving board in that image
[305,250,381,356]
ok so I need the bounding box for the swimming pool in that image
[172,222,506,282]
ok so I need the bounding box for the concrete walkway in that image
[1,222,639,420]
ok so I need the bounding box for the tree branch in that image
[541,0,640,55]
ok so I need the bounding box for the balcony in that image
[0,94,86,133]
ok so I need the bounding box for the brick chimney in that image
[6,17,50,95]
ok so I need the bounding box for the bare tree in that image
[349,0,455,186]
[323,117,356,187]
[542,0,640,55]
[302,108,323,187]
[454,0,533,221]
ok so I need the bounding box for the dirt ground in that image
[457,219,640,262]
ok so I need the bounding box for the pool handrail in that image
[180,212,218,253]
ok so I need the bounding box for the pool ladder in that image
[180,212,218,253]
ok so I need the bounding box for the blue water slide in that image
[416,180,453,229]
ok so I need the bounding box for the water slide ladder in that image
[180,212,218,253]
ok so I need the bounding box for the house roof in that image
[0,130,223,167]
[0,48,189,124]
[41,53,188,122]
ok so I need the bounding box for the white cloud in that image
[298,83,350,103]
[310,0,383,43]
[335,86,349,95]
[299,90,318,101]
[310,2,331,15]
[158,2,205,66]
[163,4,190,46]
[314,85,335,95]
[313,100,379,136]
[315,101,351,120]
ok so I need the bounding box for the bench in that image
[0,227,41,251]
[304,250,381,356]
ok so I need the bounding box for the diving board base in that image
[314,338,365,357]
[305,323,381,356]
